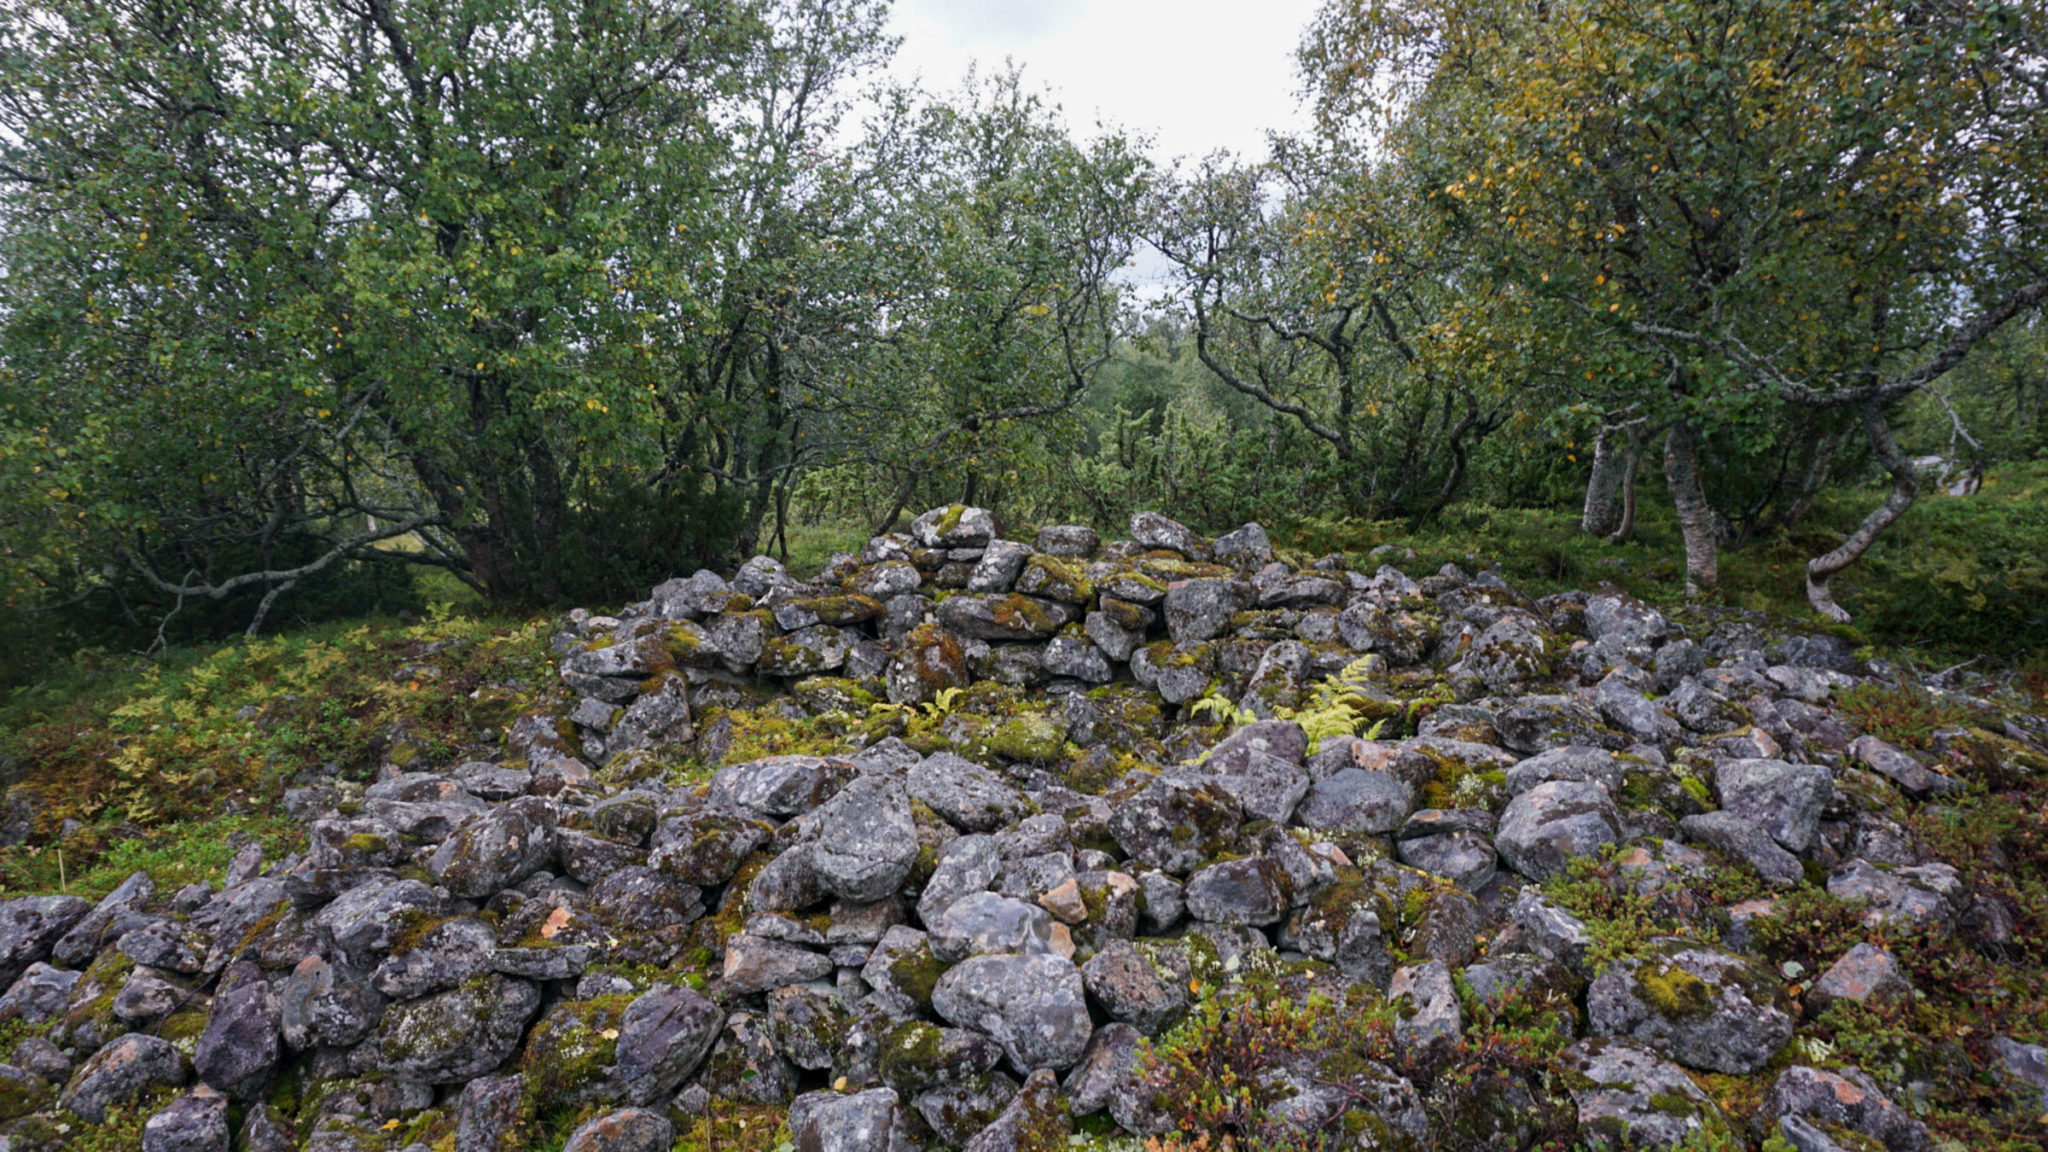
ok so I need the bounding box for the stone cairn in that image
[2,506,2045,1152]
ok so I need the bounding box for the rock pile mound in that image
[3,507,2046,1152]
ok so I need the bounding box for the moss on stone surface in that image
[986,714,1066,762]
[887,943,948,1012]
[519,993,632,1104]
[1634,961,1714,1020]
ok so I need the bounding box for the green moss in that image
[887,944,948,1011]
[989,594,1063,636]
[877,1019,945,1089]
[159,1003,211,1045]
[986,714,1066,762]
[342,831,388,855]
[519,993,632,1104]
[1634,962,1714,1020]
[0,1071,50,1123]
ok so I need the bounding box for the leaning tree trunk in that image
[1581,423,1630,535]
[1806,399,1919,623]
[1663,421,1720,594]
[1609,435,1643,544]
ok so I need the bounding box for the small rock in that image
[1807,943,1913,1015]
[60,1032,189,1122]
[1495,779,1623,882]
[142,1088,231,1152]
[1715,758,1832,854]
[1388,960,1462,1057]
[1562,1038,1730,1151]
[561,1108,674,1152]
[1758,1065,1930,1152]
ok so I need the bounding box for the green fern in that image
[1194,656,1391,756]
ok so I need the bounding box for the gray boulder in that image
[932,953,1094,1074]
[1848,736,1959,799]
[1164,578,1251,643]
[455,1075,526,1152]
[913,505,1001,548]
[1080,940,1188,1037]
[1504,746,1626,796]
[428,797,559,899]
[1805,944,1913,1014]
[615,984,723,1106]
[0,961,80,1027]
[371,917,497,1000]
[1461,612,1557,692]
[1388,960,1462,1057]
[1294,768,1414,835]
[142,1088,231,1152]
[721,933,833,994]
[1716,758,1832,853]
[788,1087,917,1152]
[909,754,1032,833]
[1183,856,1291,927]
[1495,779,1623,881]
[52,871,155,967]
[1828,859,1963,928]
[928,892,1054,963]
[0,895,91,988]
[1130,511,1207,557]
[1562,1038,1730,1151]
[278,954,381,1051]
[1036,525,1100,557]
[810,776,921,903]
[917,834,1002,925]
[963,1067,1068,1152]
[1587,940,1793,1073]
[935,594,1074,642]
[1680,811,1804,888]
[967,541,1036,594]
[1395,809,1498,891]
[365,975,541,1083]
[561,1108,674,1152]
[60,1032,189,1122]
[1759,1065,1930,1152]
[193,973,280,1098]
[1105,776,1242,875]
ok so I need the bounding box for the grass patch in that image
[1278,460,2048,664]
[0,607,560,898]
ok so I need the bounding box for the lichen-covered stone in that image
[1758,1065,1931,1152]
[1715,758,1833,853]
[931,952,1093,1074]
[1105,775,1242,876]
[928,892,1054,963]
[428,797,559,899]
[909,753,1032,833]
[788,1085,918,1152]
[59,1032,189,1122]
[562,1107,674,1152]
[1080,939,1187,1037]
[1495,779,1623,882]
[1586,940,1792,1074]
[1562,1037,1730,1151]
[365,975,541,1083]
[142,1087,231,1152]
[810,776,921,902]
[0,895,92,988]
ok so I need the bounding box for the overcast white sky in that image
[883,0,1328,164]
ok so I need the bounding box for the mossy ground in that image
[0,610,558,896]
